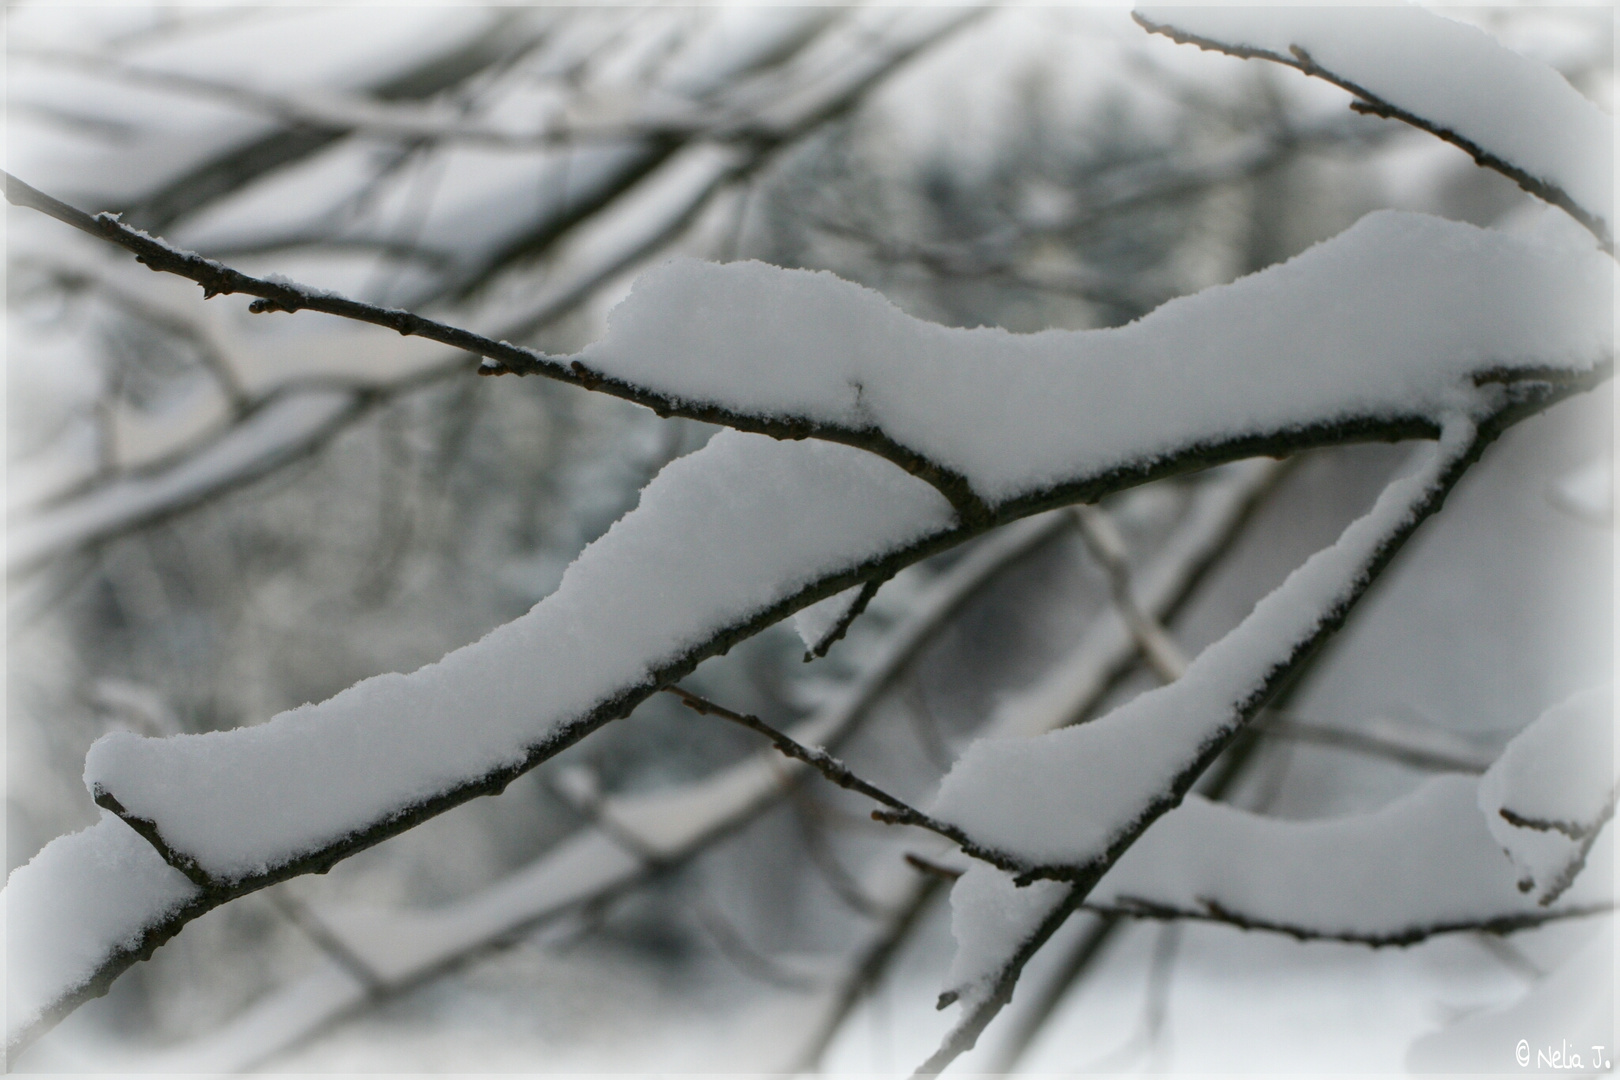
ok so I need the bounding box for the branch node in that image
[570,359,602,390]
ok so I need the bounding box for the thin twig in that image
[1261,713,1495,774]
[803,573,891,661]
[1132,14,1614,255]
[1089,895,1615,948]
[2,170,990,523]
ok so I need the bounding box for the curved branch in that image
[1133,9,1614,255]
[1089,896,1614,949]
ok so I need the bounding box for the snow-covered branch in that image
[1134,5,1614,253]
[913,418,1524,1071]
[15,503,1076,1070]
[1479,686,1616,906]
[3,217,1606,1057]
[10,167,1609,527]
[5,7,1613,1061]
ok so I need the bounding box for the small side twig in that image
[803,573,891,661]
[661,685,1018,871]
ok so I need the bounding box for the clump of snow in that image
[4,815,201,1047]
[1136,5,1613,238]
[84,431,954,883]
[575,212,1608,505]
[1097,775,1608,936]
[1477,685,1615,903]
[943,863,1068,1011]
[928,426,1475,870]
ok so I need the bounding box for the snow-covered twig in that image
[1134,6,1614,253]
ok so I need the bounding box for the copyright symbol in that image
[1515,1039,1530,1067]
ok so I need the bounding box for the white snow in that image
[943,863,1069,1011]
[1477,685,1615,903]
[1096,775,1610,936]
[4,815,201,1047]
[1553,453,1613,523]
[929,424,1475,869]
[1136,5,1613,238]
[83,431,954,883]
[574,211,1609,504]
[943,772,1610,1022]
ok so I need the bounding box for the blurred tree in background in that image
[6,6,1612,1072]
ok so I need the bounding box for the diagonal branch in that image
[2,171,988,522]
[1133,9,1614,255]
[910,415,1518,1073]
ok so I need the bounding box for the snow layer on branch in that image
[575,211,1608,504]
[84,432,954,882]
[942,774,1609,1011]
[1096,775,1609,936]
[929,428,1470,869]
[944,864,1068,1011]
[4,815,200,1045]
[1136,5,1613,238]
[1478,685,1615,903]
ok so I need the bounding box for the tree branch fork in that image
[3,169,1612,1065]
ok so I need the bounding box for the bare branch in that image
[1261,712,1496,774]
[1090,895,1615,949]
[3,170,990,521]
[803,573,891,661]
